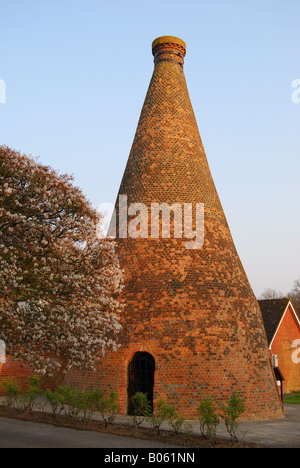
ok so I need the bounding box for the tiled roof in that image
[258,298,290,345]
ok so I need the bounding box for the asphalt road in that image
[0,417,179,449]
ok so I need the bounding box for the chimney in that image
[152,35,186,67]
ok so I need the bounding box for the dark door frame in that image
[127,352,155,415]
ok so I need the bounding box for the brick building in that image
[66,36,283,420]
[259,298,300,394]
[0,339,33,390]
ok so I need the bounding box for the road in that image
[0,416,179,449]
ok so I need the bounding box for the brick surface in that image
[0,356,33,391]
[270,304,300,393]
[68,36,283,419]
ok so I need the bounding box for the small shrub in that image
[43,388,62,418]
[146,398,175,435]
[1,377,22,408]
[23,375,42,412]
[93,390,120,427]
[44,386,100,423]
[1,375,43,413]
[88,388,105,409]
[53,386,70,417]
[131,392,152,428]
[167,409,192,437]
[197,397,220,441]
[56,386,82,419]
[221,392,246,442]
[77,390,98,426]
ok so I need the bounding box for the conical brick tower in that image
[72,36,283,419]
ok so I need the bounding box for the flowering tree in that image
[0,145,123,376]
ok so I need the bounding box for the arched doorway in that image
[128,352,155,415]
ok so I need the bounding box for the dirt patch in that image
[0,405,262,448]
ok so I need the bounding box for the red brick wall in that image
[0,355,33,392]
[271,305,300,393]
[66,335,283,420]
[0,355,61,392]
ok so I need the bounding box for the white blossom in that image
[0,145,123,376]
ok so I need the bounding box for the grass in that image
[283,392,300,404]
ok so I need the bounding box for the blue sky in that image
[1,0,299,297]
